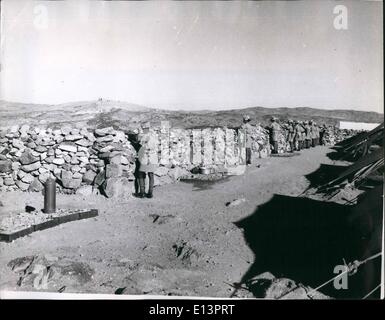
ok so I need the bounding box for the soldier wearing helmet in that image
[287,119,295,152]
[309,120,317,148]
[128,127,143,195]
[304,120,312,149]
[293,120,303,151]
[136,122,158,198]
[268,117,281,154]
[242,115,253,165]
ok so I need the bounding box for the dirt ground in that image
[0,146,353,297]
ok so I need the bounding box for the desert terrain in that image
[0,99,383,130]
[0,100,383,299]
[0,145,379,299]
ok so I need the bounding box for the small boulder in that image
[64,134,83,141]
[16,180,30,191]
[70,156,80,165]
[75,139,92,147]
[61,126,71,135]
[154,174,173,186]
[0,160,12,173]
[29,178,44,192]
[27,142,37,149]
[72,172,82,179]
[4,177,15,186]
[96,135,114,143]
[40,153,47,161]
[21,173,35,184]
[21,162,41,173]
[71,165,81,173]
[82,170,97,185]
[19,150,39,165]
[95,127,115,137]
[168,167,190,181]
[76,185,94,196]
[12,139,24,149]
[155,166,170,177]
[61,170,82,189]
[57,143,77,153]
[35,145,47,153]
[102,177,132,198]
[226,198,246,207]
[106,163,122,178]
[52,158,65,165]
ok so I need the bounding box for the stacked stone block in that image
[0,125,136,197]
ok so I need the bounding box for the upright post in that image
[44,178,56,213]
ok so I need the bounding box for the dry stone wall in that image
[0,122,357,196]
[3,122,358,197]
[0,125,136,197]
[0,123,273,196]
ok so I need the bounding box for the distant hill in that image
[0,99,382,131]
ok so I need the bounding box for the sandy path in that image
[0,146,338,297]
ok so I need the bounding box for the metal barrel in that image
[44,178,56,213]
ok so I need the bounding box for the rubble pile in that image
[8,255,94,291]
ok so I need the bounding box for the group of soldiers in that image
[242,115,326,164]
[283,118,323,152]
[131,116,328,195]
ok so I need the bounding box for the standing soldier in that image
[269,117,281,154]
[294,120,304,151]
[129,128,142,196]
[241,115,253,165]
[304,120,312,149]
[313,122,320,146]
[137,122,158,198]
[310,120,317,147]
[287,119,295,152]
[301,121,307,148]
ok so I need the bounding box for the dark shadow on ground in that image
[234,191,382,299]
[327,132,383,162]
[304,164,349,190]
[270,152,301,158]
[180,176,231,191]
[334,132,365,148]
[327,147,367,162]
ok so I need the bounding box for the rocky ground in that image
[0,146,360,298]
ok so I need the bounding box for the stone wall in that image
[151,125,270,168]
[0,125,136,197]
[0,122,356,196]
[0,123,272,196]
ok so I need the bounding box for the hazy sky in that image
[0,0,383,112]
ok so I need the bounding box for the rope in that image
[301,252,382,298]
[305,269,350,297]
[231,252,382,299]
[362,283,382,299]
